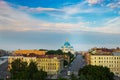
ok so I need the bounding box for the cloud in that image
[86,0,103,5]
[0,1,120,34]
[61,1,105,15]
[19,6,60,13]
[1,1,120,51]
[17,0,109,16]
[0,1,53,31]
[0,1,89,32]
[107,1,120,9]
[60,1,111,16]
[90,17,120,34]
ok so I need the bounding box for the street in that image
[70,54,85,74]
[0,58,10,79]
[59,54,86,78]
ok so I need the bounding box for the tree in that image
[27,61,38,79]
[78,65,114,80]
[33,69,47,80]
[58,77,68,80]
[46,50,74,62]
[39,49,47,51]
[63,60,68,66]
[10,59,27,79]
[116,47,119,50]
[67,52,74,63]
[46,49,63,55]
[78,74,87,80]
[10,59,47,79]
[56,49,63,55]
[71,73,78,80]
[46,50,57,55]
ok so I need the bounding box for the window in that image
[109,65,111,67]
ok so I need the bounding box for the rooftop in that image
[9,55,64,59]
[37,55,64,59]
[113,52,120,56]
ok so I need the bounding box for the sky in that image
[0,0,120,51]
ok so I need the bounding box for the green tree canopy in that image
[27,61,38,79]
[63,60,68,66]
[46,50,74,62]
[46,49,63,55]
[33,69,47,80]
[10,59,47,80]
[58,77,68,80]
[71,73,78,80]
[78,65,114,80]
[10,59,28,79]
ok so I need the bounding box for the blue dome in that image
[64,41,71,47]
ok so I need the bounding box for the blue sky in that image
[0,0,120,51]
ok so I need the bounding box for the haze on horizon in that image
[0,0,120,51]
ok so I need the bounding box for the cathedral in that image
[61,40,74,54]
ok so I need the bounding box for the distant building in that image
[90,47,113,55]
[61,40,74,54]
[84,53,91,65]
[0,49,9,56]
[89,52,120,76]
[13,50,46,55]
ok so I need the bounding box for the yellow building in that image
[90,52,120,76]
[37,55,64,75]
[8,56,36,70]
[13,50,46,55]
[8,55,64,75]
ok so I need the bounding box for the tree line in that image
[10,59,47,80]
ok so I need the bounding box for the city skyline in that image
[0,0,120,51]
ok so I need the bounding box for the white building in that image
[61,40,74,54]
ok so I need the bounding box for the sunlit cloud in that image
[86,0,103,5]
[0,1,120,34]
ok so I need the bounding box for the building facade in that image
[61,40,74,54]
[8,56,36,70]
[8,55,64,75]
[37,55,64,75]
[90,53,120,76]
